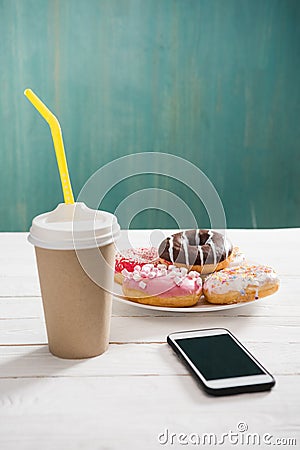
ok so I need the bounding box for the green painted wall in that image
[0,0,299,231]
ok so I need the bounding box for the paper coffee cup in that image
[28,202,120,359]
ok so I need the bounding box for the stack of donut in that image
[115,229,279,307]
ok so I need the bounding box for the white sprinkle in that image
[157,264,167,270]
[133,273,141,281]
[139,281,147,289]
[143,264,154,270]
[168,265,176,271]
[148,271,156,279]
[188,271,199,279]
[134,265,141,272]
[174,276,183,286]
[180,267,188,276]
[166,271,176,278]
[196,278,202,287]
[121,269,130,277]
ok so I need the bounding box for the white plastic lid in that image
[28,202,120,250]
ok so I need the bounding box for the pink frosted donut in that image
[122,264,202,307]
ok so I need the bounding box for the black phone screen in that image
[176,334,265,380]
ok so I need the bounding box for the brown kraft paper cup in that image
[35,244,115,359]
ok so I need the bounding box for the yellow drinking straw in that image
[24,89,74,204]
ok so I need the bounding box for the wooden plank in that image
[0,316,299,346]
[110,316,300,344]
[0,234,40,297]
[0,342,299,378]
[0,298,44,319]
[0,376,298,450]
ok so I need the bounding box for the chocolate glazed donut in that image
[158,230,233,274]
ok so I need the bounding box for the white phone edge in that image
[168,328,275,390]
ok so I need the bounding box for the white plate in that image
[112,280,260,313]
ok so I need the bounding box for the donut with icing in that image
[122,264,202,307]
[115,247,160,284]
[158,230,233,274]
[203,265,279,304]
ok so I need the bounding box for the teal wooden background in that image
[0,0,299,231]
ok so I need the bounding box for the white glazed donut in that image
[203,265,279,304]
[122,264,202,307]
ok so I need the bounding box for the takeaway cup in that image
[28,202,120,359]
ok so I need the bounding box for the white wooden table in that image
[0,230,299,450]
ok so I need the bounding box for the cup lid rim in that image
[28,202,120,250]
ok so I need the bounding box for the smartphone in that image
[167,328,275,396]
